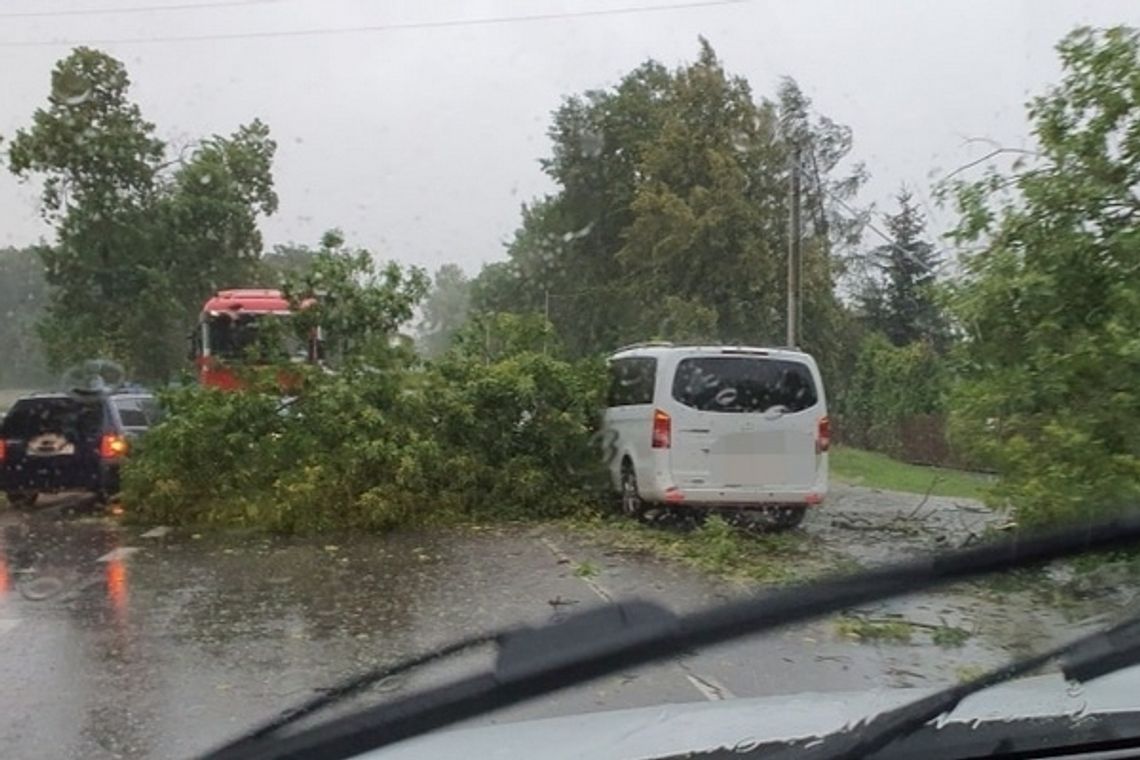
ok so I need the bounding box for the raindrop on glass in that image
[62,89,92,106]
[732,737,760,753]
[715,387,738,406]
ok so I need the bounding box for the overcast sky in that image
[0,0,1135,276]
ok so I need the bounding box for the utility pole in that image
[787,142,802,348]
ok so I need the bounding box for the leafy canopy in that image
[947,26,1140,523]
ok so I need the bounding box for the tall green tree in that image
[473,40,864,372]
[947,26,1140,522]
[0,247,51,387]
[856,190,945,347]
[6,47,277,381]
[416,264,471,358]
[161,118,278,307]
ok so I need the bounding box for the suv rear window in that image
[672,357,818,413]
[2,398,105,441]
[607,357,657,406]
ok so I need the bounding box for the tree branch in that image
[941,146,1043,184]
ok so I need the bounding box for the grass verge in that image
[561,514,854,585]
[835,614,973,647]
[830,446,993,501]
[835,615,913,643]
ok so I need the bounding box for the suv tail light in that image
[100,434,129,459]
[651,409,672,449]
[0,439,5,463]
[816,415,831,454]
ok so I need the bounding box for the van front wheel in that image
[620,465,647,521]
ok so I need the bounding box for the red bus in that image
[193,289,320,390]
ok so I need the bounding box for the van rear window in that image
[672,357,818,413]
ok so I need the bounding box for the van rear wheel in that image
[620,465,647,521]
[768,505,806,530]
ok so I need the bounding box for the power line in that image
[799,165,904,251]
[0,0,276,19]
[798,165,951,267]
[0,0,750,47]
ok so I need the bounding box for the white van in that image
[602,343,828,528]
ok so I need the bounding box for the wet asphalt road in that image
[0,492,1091,759]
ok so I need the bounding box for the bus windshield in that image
[204,312,307,363]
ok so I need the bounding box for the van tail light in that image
[816,415,831,454]
[651,409,672,449]
[100,434,129,459]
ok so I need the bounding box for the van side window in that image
[672,357,818,413]
[607,357,657,406]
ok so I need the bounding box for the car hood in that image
[364,664,1140,760]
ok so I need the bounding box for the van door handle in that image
[680,428,711,433]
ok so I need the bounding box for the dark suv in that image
[0,391,158,509]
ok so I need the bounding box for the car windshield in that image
[1,2,1139,759]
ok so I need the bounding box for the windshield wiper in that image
[203,513,1140,760]
[772,609,1140,760]
[230,634,495,748]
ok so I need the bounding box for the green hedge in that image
[841,334,949,460]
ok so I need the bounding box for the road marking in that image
[96,547,139,562]
[537,534,735,702]
[678,661,736,701]
[140,526,172,538]
[539,536,612,603]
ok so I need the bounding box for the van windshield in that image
[672,357,818,414]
